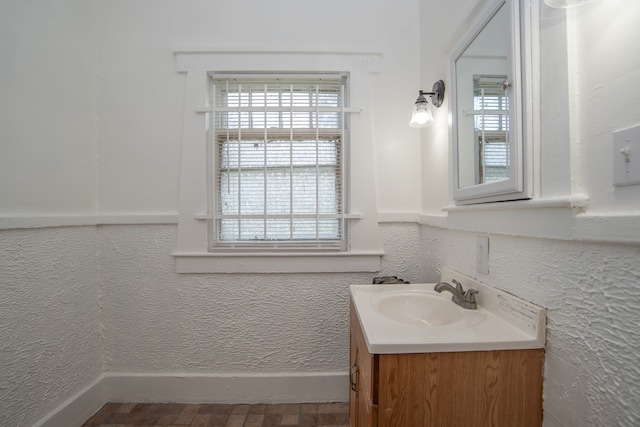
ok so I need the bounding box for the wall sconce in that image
[544,0,592,7]
[409,80,445,128]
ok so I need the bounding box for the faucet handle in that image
[452,279,464,293]
[463,288,479,302]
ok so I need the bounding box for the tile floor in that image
[81,402,350,427]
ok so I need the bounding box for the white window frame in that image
[172,49,383,273]
[209,73,349,252]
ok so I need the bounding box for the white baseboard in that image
[35,372,349,427]
[33,375,106,427]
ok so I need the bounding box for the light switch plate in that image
[613,124,640,187]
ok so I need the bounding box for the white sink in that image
[350,268,547,354]
[373,290,463,326]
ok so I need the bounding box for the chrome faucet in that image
[434,279,479,309]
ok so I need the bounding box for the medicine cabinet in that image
[451,0,536,204]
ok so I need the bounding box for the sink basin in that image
[372,290,463,326]
[350,272,547,353]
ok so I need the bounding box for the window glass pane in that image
[239,219,264,240]
[291,218,317,240]
[317,219,340,239]
[265,169,291,215]
[219,218,238,240]
[211,75,347,247]
[239,169,264,215]
[473,75,510,184]
[265,219,291,240]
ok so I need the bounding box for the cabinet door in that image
[350,301,378,427]
[349,323,358,426]
[378,350,544,427]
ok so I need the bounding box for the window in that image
[473,75,510,184]
[173,50,382,273]
[209,74,348,251]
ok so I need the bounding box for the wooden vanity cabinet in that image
[350,301,544,427]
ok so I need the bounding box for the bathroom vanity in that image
[349,269,546,427]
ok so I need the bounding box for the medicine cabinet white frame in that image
[450,0,537,205]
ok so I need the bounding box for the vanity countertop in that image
[350,268,546,354]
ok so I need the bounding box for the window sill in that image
[441,195,589,213]
[419,195,640,244]
[172,251,383,274]
[418,196,584,240]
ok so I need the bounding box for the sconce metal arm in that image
[418,80,445,108]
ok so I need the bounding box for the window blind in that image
[473,75,510,184]
[209,74,348,251]
[473,77,510,132]
[477,131,510,182]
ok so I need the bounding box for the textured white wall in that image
[98,223,425,373]
[0,222,424,425]
[0,227,103,427]
[0,0,426,423]
[0,1,103,426]
[418,0,640,425]
[2,0,639,425]
[421,226,640,425]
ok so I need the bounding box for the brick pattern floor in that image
[82,402,350,427]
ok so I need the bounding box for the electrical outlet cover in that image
[476,236,489,274]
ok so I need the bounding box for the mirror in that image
[451,0,533,204]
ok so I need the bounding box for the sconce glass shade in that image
[409,100,435,128]
[544,0,592,8]
[409,81,444,128]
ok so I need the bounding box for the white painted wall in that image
[2,0,639,425]
[569,0,640,213]
[0,1,104,426]
[0,0,97,215]
[0,0,426,425]
[95,0,423,215]
[421,0,640,215]
[419,0,640,425]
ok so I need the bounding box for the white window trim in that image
[209,73,348,251]
[172,49,384,273]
